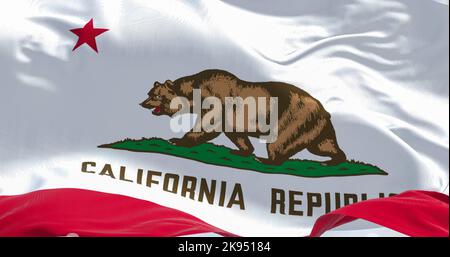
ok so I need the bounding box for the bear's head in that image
[140,80,180,116]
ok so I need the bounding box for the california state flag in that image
[0,0,448,237]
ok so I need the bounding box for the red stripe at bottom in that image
[0,188,447,237]
[0,188,235,237]
[309,190,449,237]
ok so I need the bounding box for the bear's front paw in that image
[169,138,192,147]
[230,149,253,157]
[169,138,183,146]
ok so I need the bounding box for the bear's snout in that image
[139,98,153,109]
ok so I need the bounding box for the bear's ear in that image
[164,80,174,87]
[153,81,162,87]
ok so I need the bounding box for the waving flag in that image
[0,0,448,237]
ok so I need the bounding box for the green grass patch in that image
[99,137,387,178]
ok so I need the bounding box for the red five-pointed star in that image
[70,18,108,53]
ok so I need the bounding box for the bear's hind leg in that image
[308,121,346,166]
[225,133,254,157]
[256,136,298,166]
[308,140,346,166]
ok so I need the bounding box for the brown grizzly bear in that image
[140,69,346,166]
